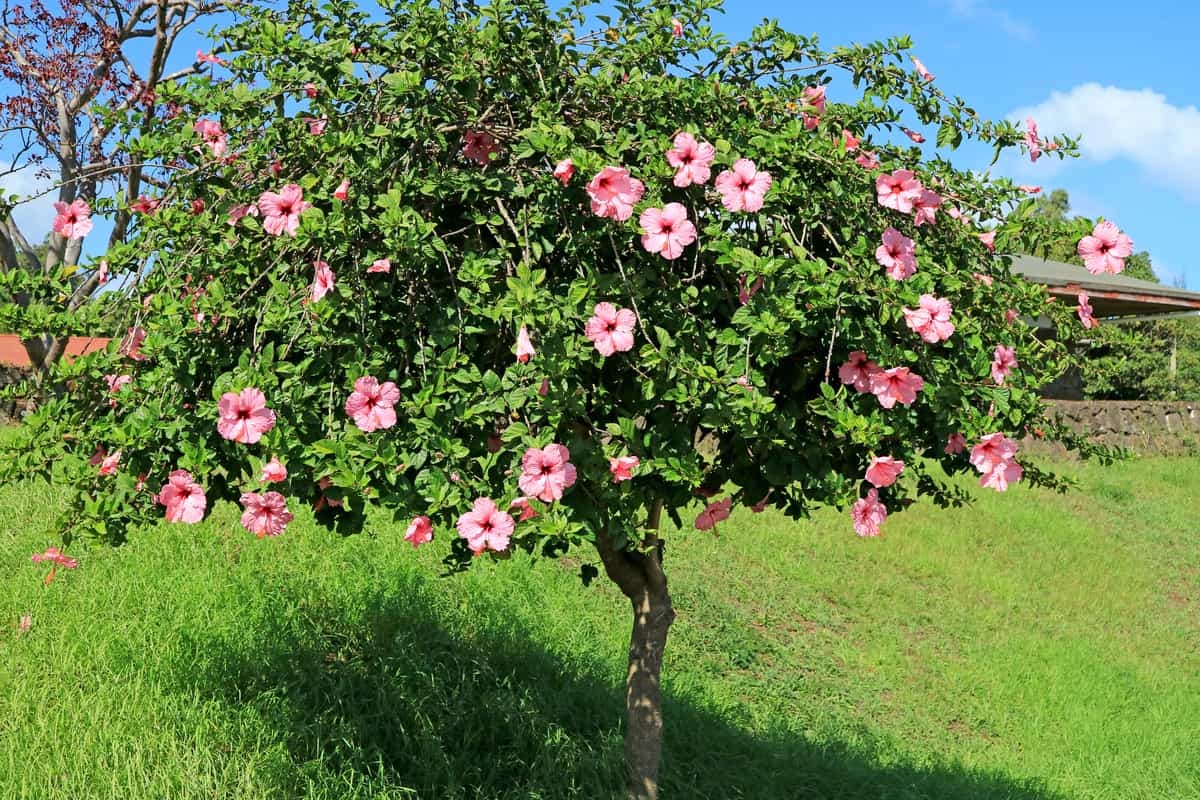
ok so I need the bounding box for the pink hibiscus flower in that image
[261,456,288,483]
[802,85,826,130]
[971,272,994,287]
[88,445,107,467]
[585,302,636,357]
[304,82,318,98]
[851,489,887,537]
[666,132,716,187]
[333,178,350,201]
[586,166,645,221]
[875,227,917,280]
[462,130,498,165]
[193,119,227,158]
[1077,292,1098,329]
[553,158,574,186]
[1019,185,1042,194]
[609,455,639,482]
[978,231,996,252]
[119,326,147,361]
[196,50,226,65]
[345,376,400,432]
[870,366,925,409]
[52,199,93,239]
[312,260,335,302]
[31,547,77,584]
[911,55,934,81]
[1077,221,1133,275]
[404,516,434,548]
[239,491,294,538]
[105,373,132,396]
[671,17,683,37]
[902,128,925,144]
[695,497,732,531]
[639,203,697,260]
[518,444,578,503]
[1025,117,1041,162]
[944,432,966,455]
[258,184,311,237]
[98,450,121,476]
[367,258,391,274]
[979,458,1024,492]
[217,387,277,444]
[96,259,109,285]
[970,433,1023,492]
[227,203,259,226]
[865,456,904,488]
[456,497,515,555]
[855,151,880,169]
[715,159,772,212]
[157,469,207,523]
[316,476,343,510]
[842,129,860,151]
[902,294,956,344]
[509,497,538,522]
[875,169,922,213]
[32,547,78,569]
[912,189,942,227]
[838,351,880,394]
[305,116,328,136]
[991,345,1017,386]
[129,195,160,215]
[516,326,536,363]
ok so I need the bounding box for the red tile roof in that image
[0,334,111,367]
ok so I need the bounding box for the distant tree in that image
[0,0,229,383]
[1032,188,1070,222]
[1081,320,1200,401]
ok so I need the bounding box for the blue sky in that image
[8,0,1197,287]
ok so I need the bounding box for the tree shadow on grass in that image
[173,571,1066,800]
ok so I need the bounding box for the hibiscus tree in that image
[3,1,1119,797]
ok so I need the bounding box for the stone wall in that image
[1042,399,1200,456]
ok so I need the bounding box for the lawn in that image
[1,452,1198,799]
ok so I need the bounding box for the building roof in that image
[1010,255,1200,318]
[0,334,111,367]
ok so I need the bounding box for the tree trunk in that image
[596,501,676,800]
[623,572,675,799]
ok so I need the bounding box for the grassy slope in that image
[0,455,1197,800]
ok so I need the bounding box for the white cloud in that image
[940,0,1033,40]
[1010,84,1200,200]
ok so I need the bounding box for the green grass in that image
[1,452,1198,799]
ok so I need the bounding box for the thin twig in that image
[823,293,843,383]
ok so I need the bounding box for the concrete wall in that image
[1043,399,1200,455]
